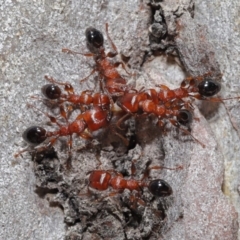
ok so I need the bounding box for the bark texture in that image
[1,0,239,239]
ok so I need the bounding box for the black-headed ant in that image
[116,89,204,147]
[85,161,181,204]
[157,73,222,106]
[14,105,111,158]
[41,76,111,110]
[62,24,130,97]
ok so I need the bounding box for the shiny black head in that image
[148,179,172,197]
[198,78,221,97]
[22,126,47,145]
[85,27,104,49]
[177,109,192,126]
[41,84,61,100]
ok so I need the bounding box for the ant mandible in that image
[62,23,130,97]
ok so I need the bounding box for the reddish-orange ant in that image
[86,161,180,202]
[62,24,129,97]
[42,76,111,110]
[14,105,111,158]
[116,89,204,147]
[157,73,222,106]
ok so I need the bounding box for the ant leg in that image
[157,120,168,135]
[106,86,126,97]
[14,136,59,158]
[148,165,183,171]
[129,153,144,177]
[141,160,154,181]
[115,131,129,146]
[183,72,212,86]
[29,95,62,103]
[62,49,97,83]
[191,93,220,102]
[194,94,236,103]
[96,191,121,202]
[59,105,69,121]
[191,92,238,103]
[101,86,114,105]
[202,71,213,79]
[113,62,132,76]
[180,77,199,89]
[169,119,205,148]
[62,48,94,57]
[183,100,195,111]
[14,147,32,158]
[60,105,78,157]
[45,75,75,94]
[116,113,131,130]
[45,137,58,148]
[27,104,63,128]
[105,23,118,57]
[14,146,38,158]
[140,161,182,181]
[156,84,170,91]
[80,68,96,83]
[109,124,129,146]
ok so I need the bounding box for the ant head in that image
[148,179,172,197]
[85,27,104,51]
[177,109,192,126]
[198,78,221,97]
[41,84,61,100]
[22,126,47,145]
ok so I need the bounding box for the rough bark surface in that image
[1,0,240,239]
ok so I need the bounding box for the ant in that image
[62,23,130,97]
[157,73,222,107]
[14,105,111,158]
[41,76,111,110]
[85,161,180,205]
[116,89,204,147]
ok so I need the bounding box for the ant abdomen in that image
[177,109,192,126]
[41,84,61,100]
[148,179,172,197]
[198,78,221,97]
[85,27,104,50]
[89,170,111,191]
[22,126,47,145]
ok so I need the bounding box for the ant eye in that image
[22,126,47,145]
[41,84,61,100]
[177,109,192,125]
[85,27,104,48]
[198,79,221,97]
[148,179,172,197]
